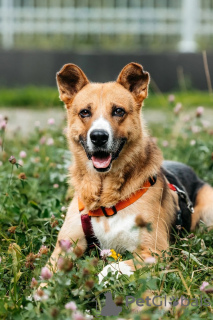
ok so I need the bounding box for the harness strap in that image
[168,183,177,192]
[168,183,194,213]
[80,214,99,249]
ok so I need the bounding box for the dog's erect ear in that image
[56,64,89,105]
[117,62,150,105]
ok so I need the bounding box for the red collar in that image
[78,176,157,217]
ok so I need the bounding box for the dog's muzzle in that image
[80,134,127,173]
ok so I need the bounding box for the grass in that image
[0,87,62,108]
[0,105,213,319]
[0,86,213,109]
[145,90,213,110]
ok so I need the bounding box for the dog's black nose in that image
[90,130,109,146]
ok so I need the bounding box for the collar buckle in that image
[101,206,117,217]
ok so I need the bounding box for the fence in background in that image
[0,0,212,51]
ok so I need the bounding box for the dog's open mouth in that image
[80,136,127,172]
[91,151,112,170]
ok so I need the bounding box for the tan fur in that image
[47,63,179,274]
[103,218,110,233]
[191,184,213,230]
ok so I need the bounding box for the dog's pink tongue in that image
[92,154,112,169]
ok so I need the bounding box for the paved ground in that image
[0,108,65,135]
[0,107,212,136]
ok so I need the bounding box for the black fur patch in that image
[163,161,204,205]
[162,161,205,239]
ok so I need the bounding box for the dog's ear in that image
[117,62,150,105]
[56,64,89,106]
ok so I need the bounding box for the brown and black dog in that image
[47,62,213,281]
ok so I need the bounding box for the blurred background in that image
[0,0,213,132]
[0,0,203,52]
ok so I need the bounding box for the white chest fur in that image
[91,208,140,253]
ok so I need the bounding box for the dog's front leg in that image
[46,196,87,272]
[98,246,159,284]
[98,260,134,283]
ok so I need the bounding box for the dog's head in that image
[57,62,149,173]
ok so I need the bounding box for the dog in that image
[46,62,213,282]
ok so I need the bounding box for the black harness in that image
[163,167,194,235]
[168,183,194,227]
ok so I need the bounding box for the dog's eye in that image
[79,109,91,118]
[112,107,126,117]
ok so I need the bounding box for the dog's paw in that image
[98,261,133,284]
